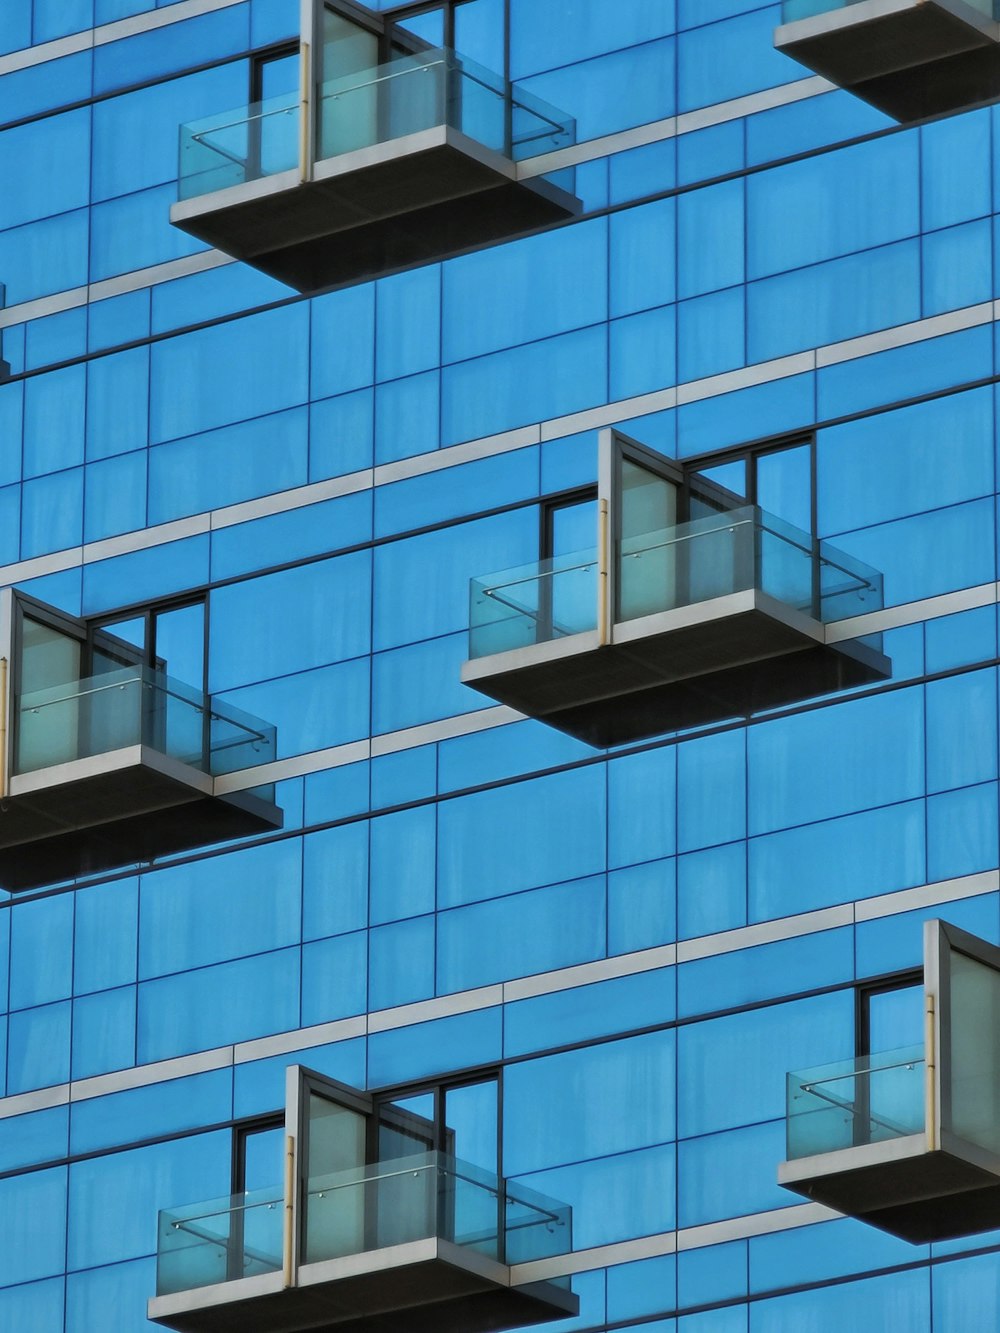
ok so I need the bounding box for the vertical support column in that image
[598,499,610,647]
[283,1134,297,1288]
[300,0,318,182]
[0,588,14,799]
[925,993,937,1152]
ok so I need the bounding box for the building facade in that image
[0,0,999,1329]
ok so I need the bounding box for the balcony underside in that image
[775,0,1000,121]
[461,591,890,747]
[0,746,281,891]
[170,127,579,292]
[779,1136,1000,1243]
[148,1239,577,1333]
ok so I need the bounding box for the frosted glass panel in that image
[17,617,81,771]
[618,457,679,621]
[304,1094,367,1263]
[948,949,1000,1156]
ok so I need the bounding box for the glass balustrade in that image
[14,664,276,779]
[467,506,883,661]
[178,48,574,203]
[782,0,999,19]
[785,1044,926,1161]
[156,1152,572,1299]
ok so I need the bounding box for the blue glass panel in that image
[0,1106,68,1173]
[933,1251,1000,1330]
[609,138,676,206]
[70,1070,232,1157]
[309,389,374,480]
[0,1169,67,1285]
[151,305,308,444]
[86,346,150,461]
[372,632,490,734]
[679,926,853,1017]
[608,1253,678,1323]
[0,210,89,306]
[678,7,801,112]
[367,1006,502,1086]
[234,1036,365,1118]
[505,967,675,1059]
[438,874,606,991]
[0,109,90,232]
[371,745,437,806]
[750,1216,917,1296]
[311,284,375,400]
[519,41,675,141]
[303,761,370,826]
[93,7,250,92]
[67,1130,229,1270]
[678,179,744,300]
[7,1001,71,1093]
[251,0,298,44]
[749,800,925,922]
[608,746,676,868]
[748,239,921,363]
[302,823,369,942]
[922,110,991,232]
[748,687,925,835]
[212,491,372,583]
[371,806,435,924]
[923,219,992,317]
[438,766,606,908]
[10,893,73,1009]
[302,931,367,1025]
[750,1270,929,1331]
[510,0,676,78]
[0,1280,66,1333]
[66,1257,156,1333]
[678,121,744,186]
[677,1241,747,1310]
[72,987,136,1080]
[149,406,308,523]
[23,365,85,479]
[677,842,746,940]
[443,221,607,364]
[608,858,677,955]
[678,287,746,383]
[137,947,300,1062]
[90,184,206,282]
[927,782,1000,883]
[376,264,441,382]
[375,448,539,536]
[504,1030,676,1175]
[677,729,745,853]
[220,655,369,757]
[374,507,536,651]
[439,718,593,793]
[856,894,1000,978]
[678,990,853,1139]
[25,308,87,370]
[374,370,440,464]
[678,1120,790,1227]
[747,134,920,280]
[926,670,998,793]
[747,88,890,166]
[88,290,150,352]
[369,916,435,1010]
[92,63,249,202]
[610,305,677,400]
[441,325,606,446]
[139,839,301,978]
[84,452,147,541]
[209,549,371,692]
[513,1143,675,1249]
[82,535,210,615]
[0,381,23,487]
[0,2,30,55]
[677,373,814,459]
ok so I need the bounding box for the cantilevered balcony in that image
[774,0,1000,121]
[779,921,1000,1243]
[0,592,280,891]
[170,44,579,292]
[149,1150,576,1333]
[462,494,889,748]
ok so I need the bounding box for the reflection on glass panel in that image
[304,1093,367,1265]
[869,985,924,1053]
[320,10,380,157]
[17,618,82,771]
[259,53,300,175]
[551,501,597,645]
[786,1045,925,1159]
[949,949,1000,1156]
[756,445,811,535]
[454,0,504,71]
[391,7,445,50]
[157,1185,284,1296]
[444,1080,498,1174]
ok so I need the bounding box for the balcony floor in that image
[170,126,579,292]
[0,746,281,890]
[148,1238,577,1333]
[461,590,891,747]
[774,0,1000,121]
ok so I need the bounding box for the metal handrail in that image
[169,1194,283,1230]
[800,1054,924,1093]
[481,557,597,599]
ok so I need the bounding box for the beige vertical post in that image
[598,498,610,646]
[924,992,937,1150]
[283,1134,296,1288]
[299,40,311,183]
[0,656,7,799]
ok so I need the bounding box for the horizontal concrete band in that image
[0,865,993,1120]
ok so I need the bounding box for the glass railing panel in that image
[178,89,299,201]
[317,47,573,165]
[783,0,1000,20]
[757,509,814,613]
[156,1185,284,1297]
[469,548,598,659]
[14,666,275,780]
[786,1044,925,1161]
[817,541,883,623]
[304,1151,572,1268]
[617,506,758,621]
[947,948,1000,1156]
